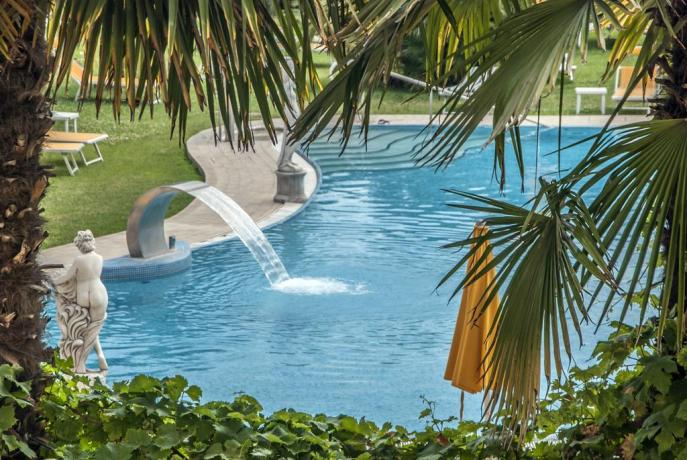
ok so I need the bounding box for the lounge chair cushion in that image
[47,131,109,144]
[43,141,85,152]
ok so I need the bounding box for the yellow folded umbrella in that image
[444,223,498,394]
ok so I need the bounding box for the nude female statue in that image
[52,230,108,374]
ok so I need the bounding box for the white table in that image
[575,87,607,114]
[52,111,79,132]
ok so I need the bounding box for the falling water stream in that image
[185,182,361,294]
[186,184,290,285]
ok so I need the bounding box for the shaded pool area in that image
[47,125,628,428]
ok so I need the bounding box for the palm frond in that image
[294,0,436,148]
[293,0,519,148]
[424,0,511,85]
[293,0,621,182]
[569,120,687,347]
[440,182,612,435]
[602,4,653,80]
[421,0,618,170]
[48,0,324,146]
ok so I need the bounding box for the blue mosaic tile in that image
[102,241,192,281]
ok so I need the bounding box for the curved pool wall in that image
[300,123,491,172]
[47,124,633,429]
[100,152,322,282]
[102,241,192,281]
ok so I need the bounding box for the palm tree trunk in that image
[654,3,687,120]
[0,2,53,452]
[0,2,52,379]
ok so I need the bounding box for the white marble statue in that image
[52,230,108,374]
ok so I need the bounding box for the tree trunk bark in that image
[1,2,54,452]
[0,0,53,425]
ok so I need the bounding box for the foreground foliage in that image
[4,0,687,449]
[1,360,494,459]
[1,321,686,459]
[294,0,687,435]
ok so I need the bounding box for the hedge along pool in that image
[47,125,630,428]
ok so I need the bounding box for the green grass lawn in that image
[44,53,333,249]
[370,45,638,116]
[44,51,332,249]
[44,43,633,248]
[43,87,206,248]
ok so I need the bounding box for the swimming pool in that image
[47,125,624,428]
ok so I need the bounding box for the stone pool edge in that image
[40,114,646,267]
[39,123,320,267]
[367,113,648,127]
[190,143,323,250]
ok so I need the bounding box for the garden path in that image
[40,125,318,265]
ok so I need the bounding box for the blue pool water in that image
[47,125,626,428]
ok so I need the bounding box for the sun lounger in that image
[43,141,83,176]
[47,130,107,166]
[612,66,658,112]
[52,111,79,132]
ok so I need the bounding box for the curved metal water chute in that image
[126,180,290,285]
[126,181,209,258]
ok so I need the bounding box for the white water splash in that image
[181,183,365,294]
[272,277,367,295]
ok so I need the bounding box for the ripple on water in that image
[46,126,621,429]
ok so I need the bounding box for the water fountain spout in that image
[126,181,290,285]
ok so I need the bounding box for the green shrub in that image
[2,322,687,459]
[16,359,500,459]
[398,32,427,81]
[0,365,37,458]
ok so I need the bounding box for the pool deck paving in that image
[39,113,647,266]
[39,125,318,266]
[367,113,648,127]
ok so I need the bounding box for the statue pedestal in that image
[274,165,307,203]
